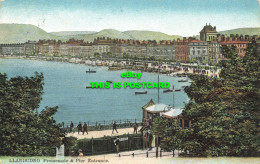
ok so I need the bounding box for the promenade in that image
[66,127,142,139]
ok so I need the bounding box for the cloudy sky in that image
[0,0,259,36]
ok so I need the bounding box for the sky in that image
[0,0,259,36]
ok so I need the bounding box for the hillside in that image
[0,24,59,43]
[53,29,182,42]
[0,24,182,43]
[123,30,182,41]
[68,29,134,42]
[0,24,259,44]
[219,28,260,36]
[50,31,97,36]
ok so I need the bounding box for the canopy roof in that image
[142,99,155,110]
[162,108,183,118]
[145,104,172,113]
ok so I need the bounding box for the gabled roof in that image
[142,99,155,110]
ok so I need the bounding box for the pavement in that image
[66,127,142,139]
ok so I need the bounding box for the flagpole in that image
[158,61,160,104]
[173,85,174,108]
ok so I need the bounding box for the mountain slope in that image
[65,29,133,42]
[59,29,182,42]
[124,30,182,41]
[50,31,97,36]
[1,24,259,44]
[0,24,59,43]
[219,28,260,36]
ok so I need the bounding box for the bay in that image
[0,58,189,126]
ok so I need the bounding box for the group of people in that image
[70,121,88,135]
[69,121,139,135]
[144,131,153,150]
[112,122,139,134]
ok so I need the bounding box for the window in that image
[184,120,189,128]
[179,119,182,127]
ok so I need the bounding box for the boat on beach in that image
[174,89,181,92]
[135,91,147,94]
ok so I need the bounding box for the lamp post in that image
[158,61,160,104]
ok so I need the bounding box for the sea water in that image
[0,59,190,126]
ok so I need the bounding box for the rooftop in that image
[144,104,172,113]
[200,24,217,33]
[162,108,183,118]
[219,41,251,44]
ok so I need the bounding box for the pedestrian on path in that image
[77,122,82,134]
[112,122,118,134]
[83,122,88,135]
[78,149,83,156]
[70,121,74,133]
[144,132,148,149]
[114,136,120,153]
[148,133,153,150]
[133,122,138,134]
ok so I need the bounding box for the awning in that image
[162,108,183,118]
[145,104,172,113]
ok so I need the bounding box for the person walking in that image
[78,149,83,156]
[148,132,153,150]
[133,122,138,134]
[83,122,88,135]
[77,122,82,134]
[70,121,74,133]
[143,132,148,149]
[114,136,120,153]
[112,122,118,134]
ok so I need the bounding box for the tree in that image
[191,58,198,64]
[0,72,65,156]
[94,53,100,58]
[149,56,156,61]
[106,52,112,58]
[177,42,260,157]
[202,59,208,65]
[159,119,182,152]
[122,53,129,59]
[151,117,168,157]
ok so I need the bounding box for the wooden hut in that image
[142,99,172,122]
[162,108,191,128]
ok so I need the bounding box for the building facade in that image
[0,43,25,56]
[174,39,190,63]
[200,24,217,42]
[208,41,220,65]
[219,40,250,60]
[189,40,208,64]
[146,45,175,60]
